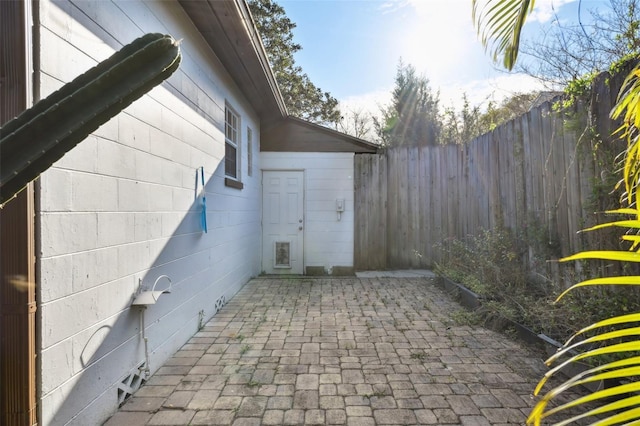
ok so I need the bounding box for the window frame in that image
[224,104,243,189]
[247,127,253,177]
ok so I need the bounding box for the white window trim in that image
[225,104,242,186]
[247,127,253,177]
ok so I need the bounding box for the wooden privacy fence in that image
[354,67,630,281]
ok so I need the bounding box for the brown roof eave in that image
[262,116,379,153]
[234,0,287,118]
[179,0,287,125]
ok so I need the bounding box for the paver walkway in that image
[105,276,585,425]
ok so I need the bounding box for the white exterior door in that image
[262,171,304,274]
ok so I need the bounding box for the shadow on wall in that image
[47,159,258,425]
[37,3,261,423]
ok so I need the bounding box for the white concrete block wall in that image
[36,1,262,424]
[261,152,355,273]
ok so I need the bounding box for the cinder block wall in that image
[36,1,261,424]
[261,152,355,274]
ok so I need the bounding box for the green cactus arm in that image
[0,33,181,205]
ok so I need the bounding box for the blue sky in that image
[278,0,608,116]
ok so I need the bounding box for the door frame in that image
[261,169,305,275]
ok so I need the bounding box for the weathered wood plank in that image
[354,154,364,269]
[563,115,580,256]
[446,145,455,240]
[540,102,556,253]
[433,147,444,263]
[397,147,409,266]
[513,118,526,233]
[379,154,388,268]
[387,149,399,266]
[528,107,543,226]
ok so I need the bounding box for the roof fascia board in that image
[179,0,286,122]
[286,116,379,151]
[233,0,287,117]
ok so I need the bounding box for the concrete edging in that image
[434,276,607,393]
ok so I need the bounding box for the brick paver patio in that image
[105,276,586,425]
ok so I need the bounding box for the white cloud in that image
[529,0,577,23]
[341,0,561,122]
[340,89,393,116]
[377,0,407,14]
[439,73,546,110]
[467,0,577,24]
[388,0,571,97]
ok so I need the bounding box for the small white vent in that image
[117,362,147,407]
[214,295,225,313]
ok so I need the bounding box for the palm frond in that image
[555,276,640,301]
[561,250,640,263]
[564,313,640,347]
[535,393,640,426]
[549,326,640,359]
[529,223,640,423]
[470,3,640,425]
[530,380,640,425]
[531,355,640,398]
[612,64,640,208]
[578,220,640,233]
[472,0,535,69]
[554,395,640,426]
[604,208,640,216]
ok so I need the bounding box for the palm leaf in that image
[592,409,640,426]
[612,65,640,127]
[472,0,535,69]
[555,276,640,301]
[578,220,640,233]
[604,208,640,215]
[536,381,640,424]
[529,307,640,423]
[563,313,640,346]
[551,395,640,426]
[530,381,640,425]
[553,395,640,426]
[532,355,640,398]
[611,63,640,208]
[548,326,640,359]
[622,235,640,250]
[469,3,640,425]
[561,250,640,263]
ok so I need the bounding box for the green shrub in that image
[435,226,640,344]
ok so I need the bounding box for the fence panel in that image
[354,71,628,283]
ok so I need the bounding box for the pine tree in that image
[248,0,341,125]
[375,61,441,146]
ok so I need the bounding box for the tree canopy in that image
[248,0,341,125]
[518,0,640,87]
[374,61,543,146]
[374,61,441,147]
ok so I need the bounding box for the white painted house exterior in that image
[37,2,267,424]
[261,152,356,276]
[0,1,377,424]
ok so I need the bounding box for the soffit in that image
[262,116,378,153]
[179,0,286,126]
